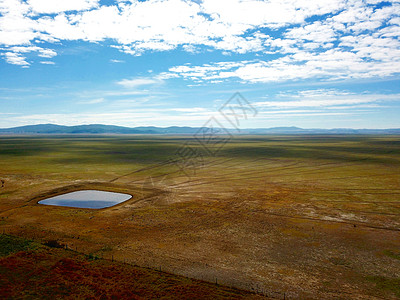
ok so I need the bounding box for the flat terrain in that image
[0,135,400,299]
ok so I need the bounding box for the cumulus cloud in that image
[0,0,399,82]
[27,0,99,14]
[0,45,57,65]
[2,51,29,66]
[166,44,400,83]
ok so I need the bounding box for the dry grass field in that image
[0,234,264,299]
[1,135,400,299]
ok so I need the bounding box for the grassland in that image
[0,234,263,299]
[0,135,400,299]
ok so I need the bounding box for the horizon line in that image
[1,123,400,131]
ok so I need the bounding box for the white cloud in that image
[116,77,162,88]
[0,0,399,87]
[0,45,57,66]
[0,0,37,46]
[7,45,57,57]
[27,0,99,14]
[171,107,207,113]
[0,0,351,54]
[167,43,400,83]
[74,89,160,99]
[182,44,200,53]
[8,108,213,127]
[2,52,29,66]
[200,0,346,29]
[39,60,55,64]
[37,48,57,58]
[284,21,337,43]
[3,107,364,128]
[253,89,400,108]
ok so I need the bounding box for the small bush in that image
[44,240,65,249]
[86,253,99,260]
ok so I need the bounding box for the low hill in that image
[1,123,400,135]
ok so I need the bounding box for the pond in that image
[38,190,132,209]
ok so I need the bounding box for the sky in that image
[0,0,400,129]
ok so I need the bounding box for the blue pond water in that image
[38,190,132,209]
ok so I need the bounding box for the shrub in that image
[44,240,65,249]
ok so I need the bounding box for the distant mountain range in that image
[1,124,400,135]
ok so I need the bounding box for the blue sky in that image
[0,0,400,129]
